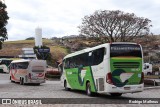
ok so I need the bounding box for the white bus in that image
[61,42,144,96]
[9,59,46,85]
[0,58,12,73]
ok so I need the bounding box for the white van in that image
[143,63,152,75]
[9,59,46,85]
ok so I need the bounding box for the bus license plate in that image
[124,87,130,90]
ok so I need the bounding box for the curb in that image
[144,86,160,90]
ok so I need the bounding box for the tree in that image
[25,37,35,40]
[0,1,9,49]
[78,10,152,42]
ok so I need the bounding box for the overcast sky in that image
[5,0,160,41]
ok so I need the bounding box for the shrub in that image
[152,66,159,72]
[46,70,60,75]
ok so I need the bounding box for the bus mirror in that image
[89,52,92,56]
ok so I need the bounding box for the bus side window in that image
[14,63,18,69]
[104,48,107,55]
[91,48,105,66]
[69,57,76,68]
[10,63,16,69]
[9,64,13,70]
[64,59,70,69]
[88,52,93,66]
[62,60,65,70]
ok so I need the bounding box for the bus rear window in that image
[110,44,142,57]
[16,62,29,69]
[32,66,44,72]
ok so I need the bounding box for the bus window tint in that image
[91,48,105,66]
[1,60,12,66]
[76,53,89,67]
[16,62,29,69]
[64,59,70,69]
[64,53,89,69]
[64,48,105,69]
[110,44,142,57]
[9,63,14,69]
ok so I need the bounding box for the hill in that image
[0,35,160,66]
[0,39,69,66]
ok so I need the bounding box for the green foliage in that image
[0,1,9,49]
[45,74,60,79]
[33,45,52,66]
[25,37,35,40]
[152,66,159,72]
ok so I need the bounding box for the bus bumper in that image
[103,84,144,94]
[26,79,45,84]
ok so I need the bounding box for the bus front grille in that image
[113,62,140,68]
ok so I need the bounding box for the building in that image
[35,27,42,47]
[18,48,37,59]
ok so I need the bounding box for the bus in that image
[61,42,144,96]
[0,58,13,73]
[9,59,46,85]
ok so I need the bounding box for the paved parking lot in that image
[0,73,160,106]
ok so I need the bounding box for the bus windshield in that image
[16,62,29,69]
[110,44,142,57]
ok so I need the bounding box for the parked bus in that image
[0,58,12,73]
[9,59,46,85]
[61,42,144,96]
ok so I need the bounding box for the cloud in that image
[5,0,160,41]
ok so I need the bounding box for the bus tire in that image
[36,83,40,86]
[20,78,24,85]
[147,72,151,75]
[86,82,93,96]
[64,80,70,91]
[110,93,122,97]
[10,76,14,82]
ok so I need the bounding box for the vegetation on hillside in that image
[0,34,160,67]
[0,39,68,67]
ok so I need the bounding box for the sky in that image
[5,0,160,41]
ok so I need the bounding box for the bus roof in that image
[0,58,13,61]
[11,59,31,63]
[111,42,137,44]
[64,43,109,59]
[63,42,139,59]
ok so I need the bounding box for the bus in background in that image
[61,42,144,96]
[143,63,152,75]
[0,58,12,73]
[9,59,46,85]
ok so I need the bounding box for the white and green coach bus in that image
[61,42,144,96]
[0,58,12,73]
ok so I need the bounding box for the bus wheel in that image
[147,72,151,75]
[10,76,13,82]
[36,83,40,86]
[64,80,70,91]
[20,78,24,85]
[110,93,122,97]
[86,82,92,96]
